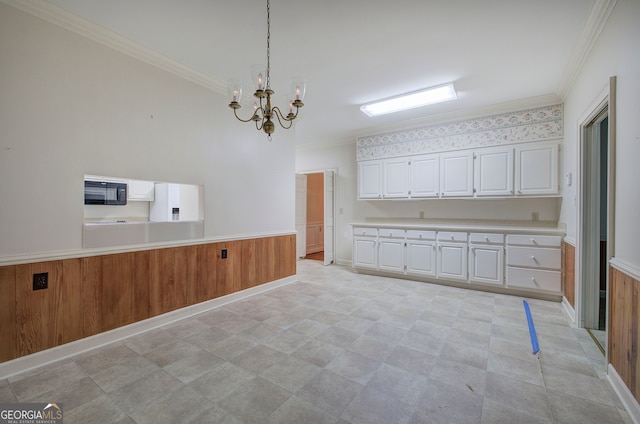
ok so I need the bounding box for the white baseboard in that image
[0,275,297,380]
[562,296,576,325]
[608,364,640,424]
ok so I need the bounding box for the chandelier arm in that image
[271,107,295,129]
[233,107,262,123]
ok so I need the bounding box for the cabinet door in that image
[410,154,439,198]
[353,237,377,269]
[475,147,514,197]
[383,158,409,198]
[437,242,468,281]
[406,241,436,276]
[515,143,559,195]
[469,245,504,285]
[358,160,383,199]
[378,238,405,273]
[128,180,155,201]
[440,152,474,197]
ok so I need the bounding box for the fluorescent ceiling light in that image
[360,83,457,117]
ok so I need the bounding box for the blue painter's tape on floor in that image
[523,300,540,355]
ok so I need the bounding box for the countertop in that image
[352,219,565,235]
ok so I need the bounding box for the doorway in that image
[295,170,335,266]
[580,105,610,353]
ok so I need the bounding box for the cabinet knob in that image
[531,256,536,259]
[419,234,422,239]
[484,236,489,242]
[450,235,455,240]
[531,238,536,244]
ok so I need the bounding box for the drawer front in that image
[469,233,504,244]
[506,267,561,293]
[379,228,406,239]
[437,231,468,242]
[406,230,436,241]
[507,246,561,269]
[353,227,378,237]
[506,234,562,247]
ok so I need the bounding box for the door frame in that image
[576,77,616,359]
[295,168,337,265]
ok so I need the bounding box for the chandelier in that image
[227,0,306,140]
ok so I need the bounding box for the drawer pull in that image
[419,234,422,239]
[531,238,537,244]
[484,236,489,242]
[451,235,455,240]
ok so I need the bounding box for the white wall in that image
[0,3,295,258]
[560,0,640,269]
[296,142,560,265]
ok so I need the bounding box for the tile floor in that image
[0,260,632,423]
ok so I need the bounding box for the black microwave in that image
[84,181,127,205]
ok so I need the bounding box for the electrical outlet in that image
[221,248,228,259]
[33,272,48,290]
[531,211,540,221]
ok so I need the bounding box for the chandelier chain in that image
[266,0,271,89]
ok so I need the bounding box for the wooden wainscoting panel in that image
[82,256,103,337]
[150,249,172,316]
[277,235,297,279]
[564,242,575,308]
[0,266,17,362]
[213,241,242,297]
[1,234,297,364]
[101,253,136,331]
[149,247,192,316]
[61,259,84,344]
[257,237,277,286]
[194,243,216,303]
[133,250,151,322]
[610,267,640,403]
[15,261,64,356]
[174,245,196,309]
[241,238,257,290]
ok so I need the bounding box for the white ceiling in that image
[43,0,600,146]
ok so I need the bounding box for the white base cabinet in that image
[506,234,562,294]
[378,228,406,273]
[469,233,504,285]
[353,227,378,269]
[436,232,468,281]
[353,225,563,298]
[406,230,436,276]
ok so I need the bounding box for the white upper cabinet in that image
[515,142,559,196]
[358,160,383,199]
[440,151,474,197]
[474,147,514,197]
[356,140,560,200]
[409,154,440,198]
[383,158,409,198]
[128,179,155,201]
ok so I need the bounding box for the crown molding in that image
[0,0,227,94]
[557,0,618,100]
